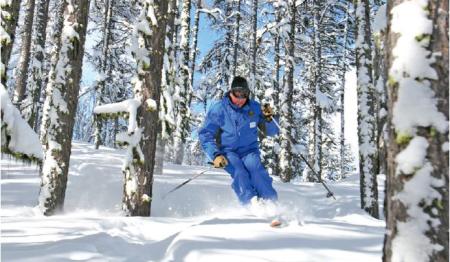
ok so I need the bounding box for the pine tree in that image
[0,0,21,86]
[383,0,448,260]
[278,0,296,182]
[39,0,90,215]
[173,0,192,164]
[125,0,168,216]
[93,0,114,149]
[354,0,379,219]
[28,0,51,131]
[14,0,35,106]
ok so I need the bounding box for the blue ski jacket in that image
[199,93,279,160]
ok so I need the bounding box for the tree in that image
[278,0,296,182]
[93,0,114,149]
[0,0,21,86]
[383,0,448,260]
[38,0,90,215]
[14,0,36,105]
[354,0,379,219]
[127,0,168,216]
[173,0,192,164]
[28,0,51,130]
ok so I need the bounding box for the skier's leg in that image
[224,152,257,205]
[242,151,278,201]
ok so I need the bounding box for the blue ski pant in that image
[223,150,278,205]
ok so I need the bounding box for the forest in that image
[1,0,448,261]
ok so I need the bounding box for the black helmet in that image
[230,76,250,97]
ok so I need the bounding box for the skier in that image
[199,76,279,207]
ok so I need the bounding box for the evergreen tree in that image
[354,0,379,219]
[39,0,90,215]
[383,0,448,260]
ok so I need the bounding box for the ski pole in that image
[161,163,216,199]
[270,117,337,200]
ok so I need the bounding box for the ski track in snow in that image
[1,141,385,262]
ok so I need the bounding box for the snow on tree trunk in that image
[0,0,21,86]
[373,4,387,178]
[339,1,350,178]
[28,0,50,131]
[160,0,176,139]
[94,0,113,150]
[128,0,168,216]
[232,0,241,77]
[311,1,323,182]
[354,0,379,219]
[383,0,448,261]
[14,0,35,106]
[189,0,200,87]
[279,0,296,183]
[38,0,90,216]
[266,0,282,177]
[173,0,192,165]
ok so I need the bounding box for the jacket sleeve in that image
[198,102,223,161]
[264,117,279,136]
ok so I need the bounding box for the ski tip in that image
[270,219,282,228]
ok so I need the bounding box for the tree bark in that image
[28,0,51,130]
[14,0,36,105]
[94,0,113,149]
[355,0,379,219]
[127,0,168,216]
[383,0,448,260]
[173,0,192,165]
[189,0,201,87]
[0,0,21,86]
[39,0,90,215]
[232,0,241,77]
[279,0,296,183]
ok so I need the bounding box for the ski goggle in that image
[231,90,248,99]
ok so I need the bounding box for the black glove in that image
[262,104,274,121]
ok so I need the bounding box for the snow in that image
[0,86,43,160]
[389,1,448,260]
[395,136,428,175]
[373,4,386,33]
[390,0,448,136]
[93,98,141,133]
[1,141,386,261]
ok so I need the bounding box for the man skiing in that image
[199,76,279,206]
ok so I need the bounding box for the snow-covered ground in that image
[1,142,386,262]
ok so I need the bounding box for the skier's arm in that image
[198,104,223,161]
[258,104,279,136]
[263,117,279,136]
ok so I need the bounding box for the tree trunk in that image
[39,0,90,215]
[94,0,113,149]
[232,0,241,77]
[14,0,36,105]
[173,0,192,165]
[126,0,168,216]
[28,0,51,130]
[279,0,296,183]
[355,0,379,219]
[189,0,201,87]
[383,0,448,260]
[251,0,257,93]
[339,2,350,178]
[0,0,21,86]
